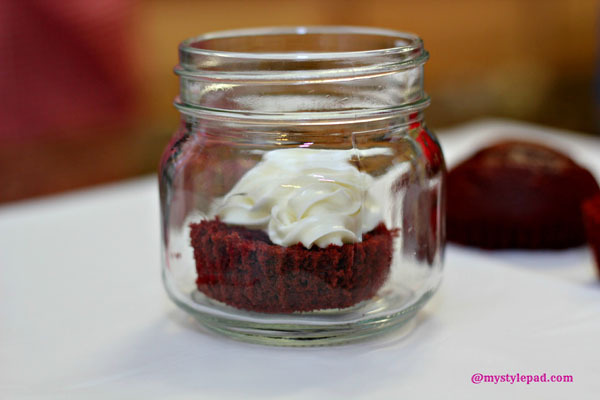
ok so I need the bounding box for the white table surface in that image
[1,119,600,399]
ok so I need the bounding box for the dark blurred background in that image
[1,0,598,203]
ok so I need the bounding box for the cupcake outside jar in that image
[159,27,445,345]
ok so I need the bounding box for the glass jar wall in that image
[159,27,445,345]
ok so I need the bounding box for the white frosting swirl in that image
[215,148,381,248]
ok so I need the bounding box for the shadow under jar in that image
[159,26,446,345]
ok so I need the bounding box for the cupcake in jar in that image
[190,148,395,313]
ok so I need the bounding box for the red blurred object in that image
[583,194,600,276]
[447,141,600,249]
[0,0,138,203]
[0,0,137,141]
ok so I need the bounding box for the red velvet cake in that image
[583,194,600,275]
[447,140,600,249]
[190,219,394,313]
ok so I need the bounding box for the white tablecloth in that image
[1,120,599,399]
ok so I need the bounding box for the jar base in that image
[193,302,421,346]
[164,270,435,346]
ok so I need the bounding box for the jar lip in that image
[179,26,424,62]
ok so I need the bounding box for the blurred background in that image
[1,0,598,203]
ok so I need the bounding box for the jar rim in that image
[179,26,425,62]
[175,26,430,122]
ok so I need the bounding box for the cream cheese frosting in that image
[215,148,381,248]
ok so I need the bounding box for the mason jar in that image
[159,26,445,345]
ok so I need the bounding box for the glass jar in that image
[159,26,445,345]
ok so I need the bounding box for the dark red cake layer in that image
[583,194,600,276]
[190,219,394,313]
[447,141,600,249]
